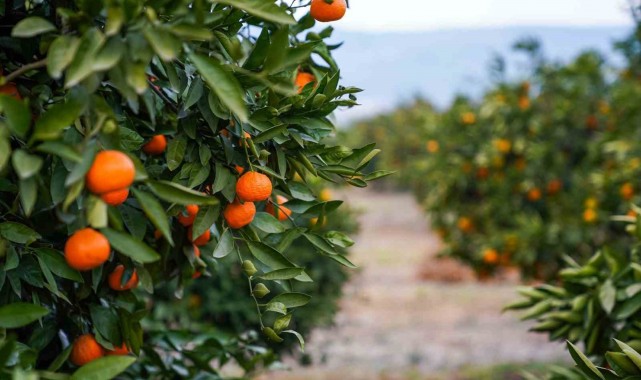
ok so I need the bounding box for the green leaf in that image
[12,150,43,179]
[0,222,40,244]
[270,292,311,308]
[264,301,287,315]
[132,189,174,246]
[303,233,337,255]
[213,228,235,258]
[273,314,292,333]
[260,267,305,281]
[144,27,180,61]
[615,339,641,371]
[33,99,85,141]
[327,253,357,268]
[216,0,296,24]
[11,17,56,37]
[36,141,82,162]
[101,228,160,263]
[0,94,30,138]
[247,241,294,269]
[0,303,49,328]
[90,305,121,344]
[325,231,354,248]
[364,170,396,181]
[0,138,10,172]
[147,180,219,206]
[283,330,305,351]
[166,137,186,171]
[70,356,136,380]
[188,52,248,122]
[65,28,106,87]
[567,341,605,380]
[192,205,219,240]
[613,291,641,320]
[35,248,83,282]
[252,212,286,233]
[47,36,81,79]
[599,279,616,315]
[19,177,37,216]
[262,327,283,343]
[212,163,232,194]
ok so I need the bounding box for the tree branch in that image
[3,59,47,83]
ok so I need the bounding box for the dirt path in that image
[261,190,566,379]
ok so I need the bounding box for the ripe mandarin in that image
[224,200,256,229]
[101,188,129,206]
[70,334,104,366]
[142,135,167,155]
[236,172,272,202]
[86,150,135,194]
[265,195,291,221]
[64,229,110,271]
[310,0,347,22]
[177,204,199,226]
[108,265,139,291]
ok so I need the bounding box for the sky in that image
[336,0,633,31]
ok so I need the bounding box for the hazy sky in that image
[336,0,633,31]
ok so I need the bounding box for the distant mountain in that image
[326,26,630,123]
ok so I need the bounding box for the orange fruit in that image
[493,139,511,154]
[177,204,199,226]
[319,188,332,202]
[546,180,563,195]
[188,227,211,246]
[310,0,347,22]
[86,150,135,194]
[426,140,439,153]
[65,229,111,271]
[457,217,474,233]
[235,165,245,174]
[295,72,315,93]
[482,249,499,265]
[154,229,163,240]
[101,188,129,206]
[265,195,292,221]
[527,188,542,202]
[142,135,167,155]
[224,200,256,229]
[236,172,272,202]
[70,334,104,366]
[585,115,598,130]
[461,112,476,125]
[107,343,129,356]
[583,209,598,223]
[476,167,489,180]
[621,183,634,200]
[192,245,202,279]
[108,265,139,291]
[518,96,530,110]
[0,83,21,100]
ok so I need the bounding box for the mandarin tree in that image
[0,0,386,377]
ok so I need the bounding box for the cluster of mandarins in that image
[60,60,338,367]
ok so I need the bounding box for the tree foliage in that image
[0,0,379,377]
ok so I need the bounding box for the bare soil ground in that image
[259,190,566,380]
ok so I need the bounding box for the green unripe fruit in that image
[102,119,118,134]
[252,283,270,298]
[242,260,257,276]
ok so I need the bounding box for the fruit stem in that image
[3,58,47,83]
[236,240,264,329]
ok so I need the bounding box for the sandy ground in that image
[259,189,566,380]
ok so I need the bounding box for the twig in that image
[3,59,47,83]
[147,79,179,112]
